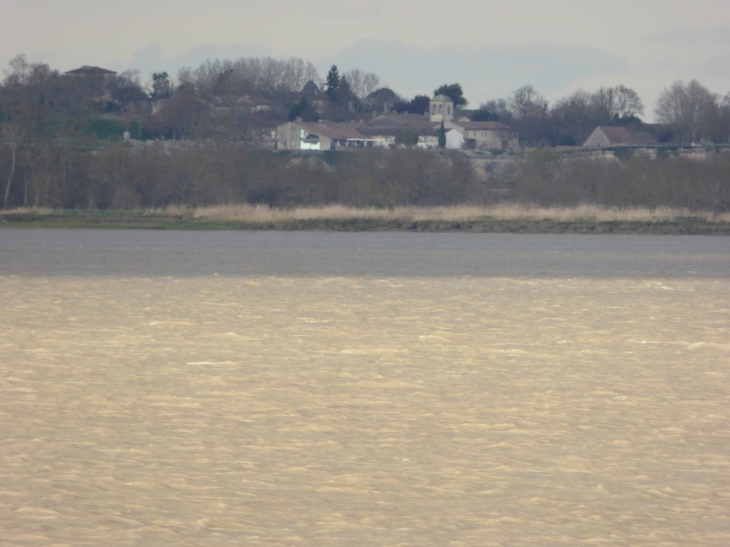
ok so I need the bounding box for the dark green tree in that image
[288,97,319,122]
[337,76,353,101]
[434,83,467,108]
[325,65,340,97]
[151,72,172,100]
[438,120,446,148]
[471,107,499,122]
[395,131,419,147]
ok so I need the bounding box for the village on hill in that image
[4,55,727,156]
[1,54,729,212]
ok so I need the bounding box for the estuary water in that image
[1,229,729,546]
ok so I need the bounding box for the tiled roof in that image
[358,126,438,137]
[366,113,431,127]
[598,126,657,145]
[456,121,516,131]
[64,66,117,76]
[301,80,320,92]
[298,122,369,140]
[598,126,633,144]
[301,80,326,98]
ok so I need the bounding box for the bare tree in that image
[480,98,511,120]
[177,56,321,100]
[550,91,594,144]
[719,93,730,144]
[343,69,381,99]
[589,85,644,124]
[655,79,716,144]
[613,85,644,119]
[510,85,548,119]
[2,123,25,207]
[590,87,616,124]
[3,54,31,86]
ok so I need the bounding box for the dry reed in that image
[0,207,54,216]
[3,204,728,223]
[188,204,730,223]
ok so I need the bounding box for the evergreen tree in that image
[438,120,446,148]
[325,65,340,97]
[288,97,319,122]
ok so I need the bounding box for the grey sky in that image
[2,0,729,118]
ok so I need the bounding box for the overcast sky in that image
[2,0,729,119]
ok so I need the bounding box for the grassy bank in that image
[2,205,730,235]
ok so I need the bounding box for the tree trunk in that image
[4,143,17,209]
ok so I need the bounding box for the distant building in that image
[276,121,377,150]
[429,94,454,122]
[453,121,520,151]
[276,92,522,152]
[583,126,657,148]
[299,80,328,114]
[63,66,117,82]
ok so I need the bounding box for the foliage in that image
[471,107,499,122]
[434,83,467,108]
[395,131,419,146]
[393,95,430,115]
[365,88,400,114]
[288,97,319,122]
[151,72,172,100]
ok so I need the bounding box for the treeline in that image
[0,54,383,143]
[0,143,480,209]
[1,141,728,213]
[3,52,730,147]
[470,82,730,147]
[505,149,730,213]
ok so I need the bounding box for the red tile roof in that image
[598,126,633,144]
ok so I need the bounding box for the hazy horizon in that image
[2,0,730,121]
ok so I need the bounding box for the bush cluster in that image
[506,150,730,213]
[2,142,729,213]
[0,144,482,210]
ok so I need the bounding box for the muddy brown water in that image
[1,229,729,546]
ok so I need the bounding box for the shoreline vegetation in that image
[3,204,730,235]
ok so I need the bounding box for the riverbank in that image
[2,205,730,235]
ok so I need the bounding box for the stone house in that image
[453,121,520,151]
[276,121,377,150]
